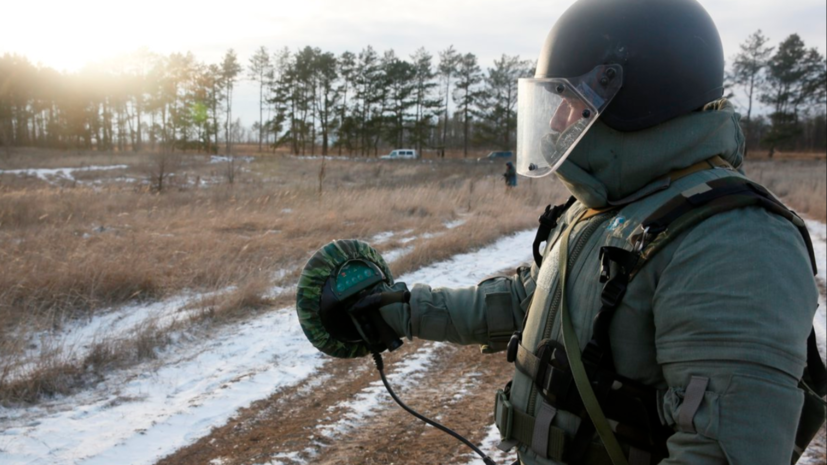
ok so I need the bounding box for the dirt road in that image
[158,341,517,465]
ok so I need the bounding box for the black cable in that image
[372,352,498,465]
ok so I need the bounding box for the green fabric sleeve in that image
[653,207,817,463]
[380,266,536,349]
[659,362,804,465]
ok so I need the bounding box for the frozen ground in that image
[1,220,824,465]
[7,289,229,382]
[806,219,827,364]
[0,165,128,184]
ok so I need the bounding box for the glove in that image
[375,282,411,339]
[349,282,410,352]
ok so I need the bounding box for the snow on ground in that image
[315,344,443,440]
[0,229,536,465]
[0,309,327,465]
[399,229,535,287]
[8,291,217,381]
[210,156,253,164]
[0,165,128,183]
[465,424,518,465]
[370,230,396,244]
[805,219,827,364]
[445,218,467,229]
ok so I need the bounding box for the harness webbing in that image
[558,210,630,465]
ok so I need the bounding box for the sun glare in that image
[3,0,320,71]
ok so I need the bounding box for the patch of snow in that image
[444,219,467,229]
[463,424,518,465]
[399,229,534,286]
[315,345,441,440]
[383,246,415,263]
[209,156,253,164]
[805,219,827,364]
[370,231,395,244]
[0,165,128,184]
[0,309,327,465]
[7,290,226,382]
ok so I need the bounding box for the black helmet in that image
[536,0,724,132]
[516,0,725,178]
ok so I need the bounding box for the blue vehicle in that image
[478,151,513,162]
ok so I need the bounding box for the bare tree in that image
[147,152,181,192]
[248,46,273,152]
[221,49,242,155]
[453,53,482,157]
[225,118,245,184]
[731,30,773,156]
[438,45,460,156]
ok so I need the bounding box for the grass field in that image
[0,147,568,403]
[0,147,824,404]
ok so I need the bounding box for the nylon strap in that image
[558,210,630,465]
[495,394,614,464]
[532,402,558,458]
[666,155,732,183]
[677,376,709,433]
[583,206,617,221]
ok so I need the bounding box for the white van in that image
[380,149,419,160]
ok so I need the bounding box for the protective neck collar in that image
[554,101,745,208]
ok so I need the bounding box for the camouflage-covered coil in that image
[296,239,394,358]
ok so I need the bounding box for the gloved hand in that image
[374,282,411,340]
[347,282,410,352]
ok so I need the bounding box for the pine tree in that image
[760,34,826,156]
[221,49,242,154]
[438,45,460,155]
[248,46,273,152]
[410,47,440,153]
[731,30,773,156]
[453,53,482,157]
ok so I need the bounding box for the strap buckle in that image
[506,331,522,363]
[600,278,628,309]
[634,226,651,252]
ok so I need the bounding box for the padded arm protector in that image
[380,265,537,350]
[653,207,817,464]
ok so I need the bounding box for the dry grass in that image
[0,149,823,404]
[744,159,827,221]
[0,149,566,404]
[746,150,826,161]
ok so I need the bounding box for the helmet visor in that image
[516,64,622,178]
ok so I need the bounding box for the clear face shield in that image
[516,64,623,178]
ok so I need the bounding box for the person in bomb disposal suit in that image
[299,0,825,463]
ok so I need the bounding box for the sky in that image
[2,0,825,129]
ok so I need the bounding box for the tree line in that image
[0,46,533,157]
[0,32,824,157]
